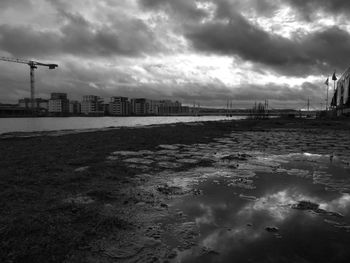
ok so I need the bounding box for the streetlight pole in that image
[325,77,329,111]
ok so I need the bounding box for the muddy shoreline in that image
[1,118,350,263]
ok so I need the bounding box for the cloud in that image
[0,24,60,58]
[0,0,32,10]
[0,8,162,59]
[139,0,208,20]
[285,0,350,19]
[185,12,350,76]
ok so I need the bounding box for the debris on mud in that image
[239,194,259,201]
[292,200,319,210]
[292,200,344,218]
[265,226,279,233]
[220,153,251,161]
[157,184,185,195]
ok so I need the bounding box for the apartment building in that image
[69,100,81,114]
[157,100,182,115]
[131,98,147,115]
[109,97,130,116]
[81,95,104,115]
[48,93,69,113]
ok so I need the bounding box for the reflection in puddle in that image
[168,151,350,262]
[105,132,350,262]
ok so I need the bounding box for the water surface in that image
[0,116,239,135]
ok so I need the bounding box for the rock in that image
[193,189,202,195]
[292,200,344,218]
[292,200,319,210]
[167,250,177,259]
[265,226,279,233]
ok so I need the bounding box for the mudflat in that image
[1,118,350,263]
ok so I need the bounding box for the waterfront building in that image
[0,103,32,116]
[157,100,182,115]
[102,103,110,115]
[48,93,69,113]
[109,97,130,116]
[181,106,190,114]
[81,95,104,115]
[145,100,160,115]
[131,98,147,115]
[19,98,49,110]
[331,67,350,116]
[69,100,81,114]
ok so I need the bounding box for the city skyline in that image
[5,92,190,117]
[1,1,350,109]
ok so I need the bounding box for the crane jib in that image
[0,56,58,111]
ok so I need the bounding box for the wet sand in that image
[1,118,350,262]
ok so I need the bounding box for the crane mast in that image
[0,56,58,110]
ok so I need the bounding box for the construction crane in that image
[0,56,58,110]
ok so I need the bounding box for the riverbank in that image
[1,118,350,262]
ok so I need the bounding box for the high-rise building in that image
[69,100,81,114]
[81,95,104,115]
[109,97,130,116]
[48,93,69,113]
[131,98,147,115]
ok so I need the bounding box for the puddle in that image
[102,131,350,262]
[158,148,350,262]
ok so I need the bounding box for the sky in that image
[0,0,350,109]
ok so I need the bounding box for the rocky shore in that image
[1,118,350,263]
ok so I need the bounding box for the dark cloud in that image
[284,0,350,19]
[138,0,350,76]
[215,0,280,18]
[186,13,305,65]
[0,24,60,58]
[0,0,32,10]
[185,11,350,76]
[0,11,161,59]
[139,0,208,20]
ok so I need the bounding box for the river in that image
[0,116,243,135]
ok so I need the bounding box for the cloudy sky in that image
[0,0,349,109]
